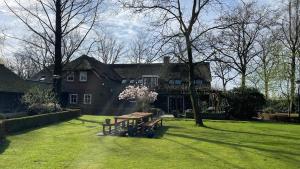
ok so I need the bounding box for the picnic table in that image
[102,112,162,137]
[114,112,153,124]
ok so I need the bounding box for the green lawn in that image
[1,116,300,169]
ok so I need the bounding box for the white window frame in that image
[138,79,143,84]
[129,79,135,84]
[69,94,78,104]
[142,75,159,87]
[66,72,74,82]
[83,94,92,104]
[79,71,87,82]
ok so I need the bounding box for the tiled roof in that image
[0,65,49,93]
[110,62,211,82]
[31,55,211,83]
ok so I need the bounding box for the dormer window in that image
[142,75,159,88]
[174,80,182,85]
[130,79,135,84]
[169,80,174,85]
[79,71,87,82]
[121,79,127,84]
[66,72,74,81]
[138,79,143,84]
[194,79,203,85]
[39,76,46,81]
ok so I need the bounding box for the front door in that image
[168,96,184,114]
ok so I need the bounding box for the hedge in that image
[0,121,4,142]
[3,109,80,134]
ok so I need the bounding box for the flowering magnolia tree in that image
[118,85,158,111]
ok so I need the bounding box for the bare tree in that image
[255,33,282,99]
[128,32,152,63]
[213,1,268,88]
[121,0,224,126]
[5,0,102,101]
[212,59,237,91]
[8,34,54,79]
[88,32,125,64]
[278,0,300,112]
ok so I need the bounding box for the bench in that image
[102,119,128,135]
[142,118,163,137]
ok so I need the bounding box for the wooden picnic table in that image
[114,112,153,122]
[103,112,162,137]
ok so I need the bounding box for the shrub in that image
[265,99,289,113]
[262,107,276,114]
[22,87,61,115]
[118,85,158,111]
[185,109,194,119]
[3,109,80,134]
[225,87,266,120]
[148,108,165,117]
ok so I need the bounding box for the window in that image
[66,72,74,81]
[79,71,87,82]
[129,79,135,84]
[121,79,127,84]
[39,76,46,81]
[194,79,203,85]
[69,94,78,104]
[174,80,182,85]
[142,75,159,88]
[169,80,174,85]
[138,79,143,84]
[84,94,92,104]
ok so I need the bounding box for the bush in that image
[3,109,80,134]
[262,107,276,114]
[225,87,266,120]
[185,109,194,119]
[148,108,165,117]
[23,87,60,115]
[265,99,289,113]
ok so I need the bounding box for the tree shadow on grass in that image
[204,126,300,141]
[163,136,245,169]
[74,117,102,124]
[0,138,10,154]
[165,132,300,161]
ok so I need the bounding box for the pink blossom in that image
[118,85,158,103]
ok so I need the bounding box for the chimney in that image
[163,56,170,64]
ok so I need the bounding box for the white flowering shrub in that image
[118,85,158,111]
[22,86,61,115]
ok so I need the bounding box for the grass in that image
[0,116,300,169]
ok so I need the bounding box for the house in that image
[111,56,211,114]
[31,55,211,114]
[0,62,46,113]
[31,55,122,114]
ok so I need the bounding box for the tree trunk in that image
[289,51,296,114]
[185,34,203,126]
[264,80,269,100]
[222,79,226,91]
[53,0,63,103]
[241,72,246,88]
